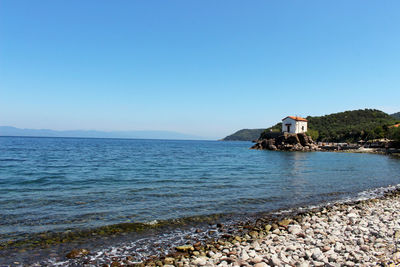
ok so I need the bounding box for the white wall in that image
[282,118,296,133]
[297,121,307,133]
[282,118,307,133]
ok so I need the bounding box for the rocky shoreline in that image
[250,132,320,152]
[142,189,400,267]
[52,187,400,267]
[250,132,400,156]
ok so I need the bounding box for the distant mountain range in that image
[0,126,203,140]
[392,112,400,119]
[222,109,400,142]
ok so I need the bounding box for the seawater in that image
[0,137,400,252]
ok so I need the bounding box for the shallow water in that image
[0,136,399,263]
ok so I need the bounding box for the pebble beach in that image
[2,137,400,266]
[49,188,400,267]
[136,189,400,267]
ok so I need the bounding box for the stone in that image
[248,249,257,258]
[176,245,194,252]
[297,232,306,238]
[334,242,343,252]
[66,248,90,259]
[278,219,292,227]
[252,241,262,251]
[393,251,400,261]
[254,263,268,267]
[240,250,249,261]
[395,230,400,239]
[217,261,228,267]
[164,257,175,265]
[286,245,296,251]
[297,262,309,267]
[311,248,324,261]
[321,245,331,252]
[249,231,259,239]
[252,255,263,263]
[269,255,282,266]
[207,251,215,257]
[313,261,324,267]
[328,252,338,262]
[234,236,242,242]
[192,256,208,266]
[269,144,278,150]
[288,225,302,235]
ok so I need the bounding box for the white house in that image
[282,116,308,134]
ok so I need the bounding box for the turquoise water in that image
[1,136,400,244]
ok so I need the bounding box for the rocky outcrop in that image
[251,132,320,151]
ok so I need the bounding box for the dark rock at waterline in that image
[251,132,320,152]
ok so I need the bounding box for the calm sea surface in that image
[1,136,400,244]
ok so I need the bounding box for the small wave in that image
[17,177,52,185]
[15,175,66,185]
[0,158,26,162]
[144,192,184,198]
[355,184,400,200]
[272,184,400,216]
[144,220,158,225]
[317,191,346,197]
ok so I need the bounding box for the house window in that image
[302,126,304,131]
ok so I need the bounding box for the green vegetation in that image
[259,109,400,143]
[306,109,399,142]
[256,123,282,140]
[222,129,265,141]
[306,129,319,141]
[224,109,400,142]
[388,127,400,142]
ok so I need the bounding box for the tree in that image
[306,129,319,141]
[389,127,400,142]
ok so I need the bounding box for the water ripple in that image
[0,137,399,243]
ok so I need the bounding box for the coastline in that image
[3,138,400,266]
[18,185,400,266]
[139,187,400,267]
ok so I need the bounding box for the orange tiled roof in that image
[392,123,400,128]
[282,116,308,122]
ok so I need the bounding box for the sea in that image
[0,136,399,265]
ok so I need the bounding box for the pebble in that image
[192,256,208,266]
[240,249,249,261]
[269,255,282,266]
[178,193,400,266]
[288,225,302,235]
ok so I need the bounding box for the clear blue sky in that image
[1,1,399,139]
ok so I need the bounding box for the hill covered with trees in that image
[306,109,399,142]
[256,109,400,143]
[223,109,400,143]
[222,129,265,141]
